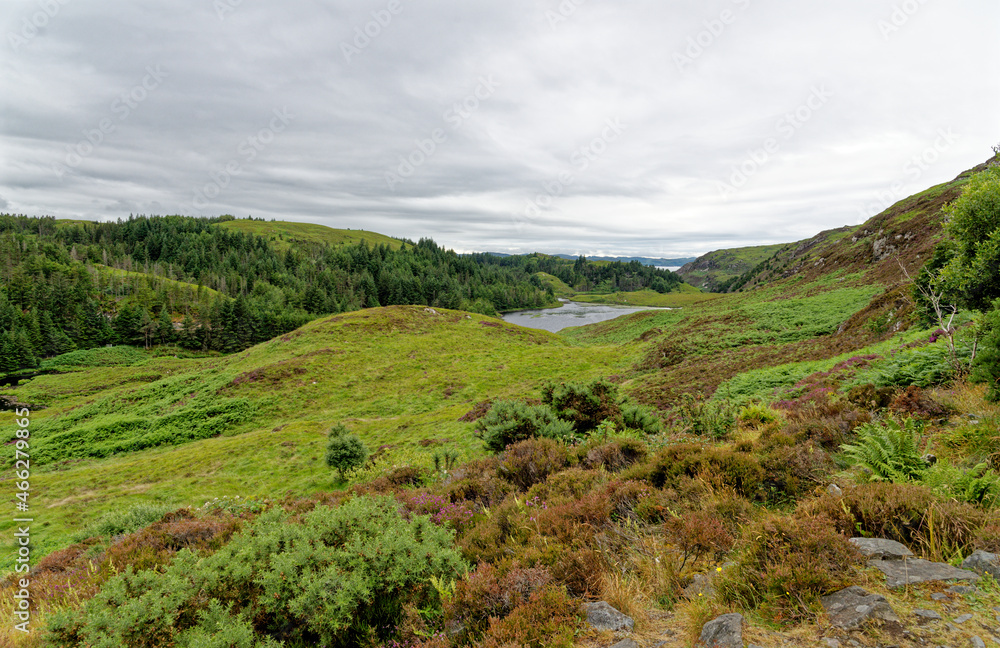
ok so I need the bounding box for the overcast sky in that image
[1,0,998,257]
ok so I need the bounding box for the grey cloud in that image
[1,0,998,256]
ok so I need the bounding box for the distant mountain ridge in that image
[483,252,696,267]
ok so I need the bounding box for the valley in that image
[1,157,999,647]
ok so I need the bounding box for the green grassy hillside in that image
[676,243,786,291]
[216,218,403,250]
[0,306,624,569]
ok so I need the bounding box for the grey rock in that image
[963,550,1000,580]
[823,639,841,648]
[955,614,973,624]
[609,640,639,648]
[870,558,980,588]
[685,572,718,599]
[820,586,900,629]
[827,483,843,496]
[948,585,979,595]
[849,537,914,560]
[583,601,635,633]
[698,613,743,648]
[915,609,943,620]
[972,638,987,648]
[931,593,948,601]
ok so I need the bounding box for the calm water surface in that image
[501,300,671,333]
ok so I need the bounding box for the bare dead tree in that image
[897,257,978,375]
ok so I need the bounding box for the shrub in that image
[679,394,735,439]
[446,562,553,641]
[73,502,175,541]
[105,514,241,572]
[643,444,764,499]
[737,403,780,429]
[840,418,926,483]
[478,584,582,648]
[541,378,622,434]
[846,384,896,410]
[799,483,983,559]
[325,424,369,481]
[664,511,734,572]
[604,479,674,523]
[973,304,1000,401]
[49,496,468,647]
[621,402,663,434]
[581,438,648,472]
[527,467,604,501]
[758,441,835,504]
[497,438,570,491]
[718,514,858,623]
[476,400,575,452]
[922,460,1000,506]
[890,385,950,418]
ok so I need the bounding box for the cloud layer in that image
[2,0,998,256]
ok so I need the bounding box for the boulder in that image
[849,537,914,560]
[609,640,639,648]
[962,550,1000,580]
[583,601,634,633]
[698,613,743,648]
[869,558,979,589]
[684,572,717,599]
[913,609,942,620]
[820,586,899,629]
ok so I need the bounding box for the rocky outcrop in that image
[848,537,914,560]
[698,613,744,648]
[820,586,899,629]
[583,601,634,633]
[962,550,1000,579]
[869,558,979,589]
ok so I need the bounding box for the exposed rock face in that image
[962,550,1000,579]
[698,613,743,648]
[820,586,899,629]
[583,601,635,633]
[869,558,979,589]
[848,537,914,560]
[608,640,639,648]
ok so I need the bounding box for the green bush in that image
[840,418,926,483]
[973,303,1000,401]
[325,423,369,481]
[922,460,1000,506]
[541,378,622,434]
[679,394,735,439]
[47,496,468,647]
[476,400,575,453]
[737,402,780,428]
[621,402,662,434]
[72,503,174,541]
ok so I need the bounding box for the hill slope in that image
[680,162,993,294]
[216,218,403,250]
[0,306,624,567]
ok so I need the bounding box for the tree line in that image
[0,215,560,372]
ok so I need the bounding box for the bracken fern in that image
[840,418,925,483]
